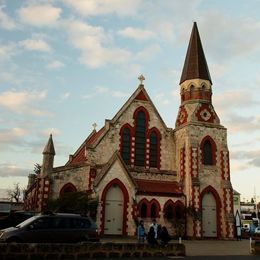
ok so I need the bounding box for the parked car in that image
[255,227,260,234]
[0,213,99,243]
[0,211,36,230]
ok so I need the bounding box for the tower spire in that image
[41,134,55,176]
[43,134,55,155]
[180,22,211,84]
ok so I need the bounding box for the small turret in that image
[41,134,55,176]
[27,173,36,188]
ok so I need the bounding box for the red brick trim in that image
[138,198,150,218]
[180,148,185,179]
[133,107,149,167]
[200,135,217,165]
[135,90,148,101]
[149,198,161,218]
[100,178,129,235]
[220,151,225,180]
[137,198,161,218]
[147,127,161,169]
[176,106,188,127]
[88,168,97,191]
[200,185,222,238]
[195,104,215,123]
[133,106,150,122]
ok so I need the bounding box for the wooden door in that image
[202,192,217,237]
[104,184,124,235]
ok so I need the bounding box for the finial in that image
[92,122,97,130]
[138,74,145,85]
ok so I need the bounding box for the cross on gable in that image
[138,74,145,85]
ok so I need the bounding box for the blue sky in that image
[0,0,260,202]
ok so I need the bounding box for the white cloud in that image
[0,6,16,30]
[118,27,155,41]
[0,128,27,143]
[112,91,129,98]
[231,150,260,169]
[0,43,16,61]
[60,92,70,100]
[19,38,51,52]
[222,113,260,134]
[135,44,161,61]
[0,164,30,177]
[66,19,131,68]
[0,90,51,115]
[154,92,170,106]
[18,4,61,27]
[214,90,260,113]
[82,94,94,99]
[41,128,61,137]
[63,0,141,16]
[47,60,65,69]
[199,11,260,62]
[95,86,108,93]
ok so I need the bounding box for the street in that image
[107,257,258,260]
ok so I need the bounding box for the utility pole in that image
[254,187,258,219]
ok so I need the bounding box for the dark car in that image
[0,211,36,230]
[0,213,99,243]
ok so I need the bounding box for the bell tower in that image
[175,22,234,239]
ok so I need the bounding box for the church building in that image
[24,23,234,239]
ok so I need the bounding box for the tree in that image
[34,163,41,175]
[7,183,22,202]
[46,191,98,220]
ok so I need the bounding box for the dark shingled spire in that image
[180,22,212,84]
[43,134,55,155]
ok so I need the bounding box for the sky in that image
[0,0,260,202]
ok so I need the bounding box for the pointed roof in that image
[93,151,137,188]
[43,134,55,155]
[180,22,212,84]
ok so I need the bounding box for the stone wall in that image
[87,99,175,171]
[0,242,185,259]
[50,165,90,199]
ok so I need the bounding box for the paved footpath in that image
[101,237,252,256]
[183,239,251,256]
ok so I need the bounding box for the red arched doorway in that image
[101,179,129,235]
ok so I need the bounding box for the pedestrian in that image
[160,226,171,246]
[137,220,146,243]
[150,218,158,239]
[147,226,158,247]
[157,224,162,240]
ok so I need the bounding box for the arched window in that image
[135,111,146,166]
[201,85,206,99]
[190,85,195,99]
[140,203,147,218]
[164,204,174,220]
[203,140,213,165]
[175,204,185,220]
[121,127,131,164]
[150,203,157,219]
[149,132,158,168]
[60,183,77,197]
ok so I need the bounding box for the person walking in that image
[137,220,146,243]
[160,226,171,246]
[150,218,158,239]
[147,225,158,247]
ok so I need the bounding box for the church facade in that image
[24,23,234,239]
